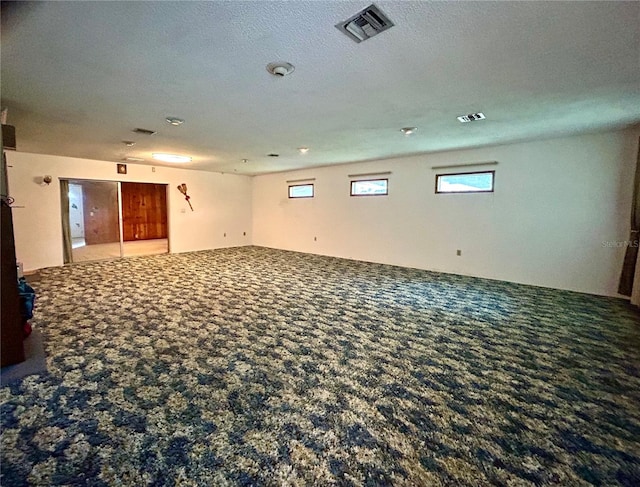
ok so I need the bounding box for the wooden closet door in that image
[121,183,168,241]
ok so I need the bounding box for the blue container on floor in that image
[18,277,35,322]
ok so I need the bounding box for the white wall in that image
[252,130,639,297]
[6,152,252,272]
[7,130,637,296]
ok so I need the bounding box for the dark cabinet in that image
[1,198,24,367]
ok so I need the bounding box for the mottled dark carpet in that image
[0,328,47,387]
[1,246,639,486]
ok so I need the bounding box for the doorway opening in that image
[68,183,86,248]
[60,179,168,264]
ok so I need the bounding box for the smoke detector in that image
[457,113,486,123]
[266,62,295,77]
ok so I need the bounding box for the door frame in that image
[60,178,170,263]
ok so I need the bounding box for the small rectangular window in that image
[435,171,494,194]
[350,179,388,196]
[288,183,314,198]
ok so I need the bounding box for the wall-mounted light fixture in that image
[34,175,53,185]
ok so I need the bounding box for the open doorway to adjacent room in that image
[60,179,168,264]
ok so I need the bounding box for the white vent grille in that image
[457,113,486,123]
[336,4,394,43]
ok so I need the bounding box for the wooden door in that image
[82,181,120,245]
[121,183,168,241]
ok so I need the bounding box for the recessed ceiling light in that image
[166,117,185,126]
[298,147,310,154]
[266,62,295,77]
[400,127,417,135]
[124,157,144,162]
[122,140,136,147]
[242,159,249,163]
[457,113,486,123]
[152,153,192,163]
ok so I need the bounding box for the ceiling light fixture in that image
[242,159,249,163]
[266,62,295,77]
[152,153,192,163]
[400,127,417,135]
[124,157,145,162]
[122,140,136,147]
[166,117,185,126]
[298,147,310,154]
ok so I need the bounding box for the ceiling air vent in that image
[336,4,394,43]
[132,127,157,135]
[457,113,486,123]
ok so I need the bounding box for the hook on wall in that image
[177,183,193,211]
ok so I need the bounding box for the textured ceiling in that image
[1,1,639,175]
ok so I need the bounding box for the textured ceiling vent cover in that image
[336,4,394,43]
[132,127,157,135]
[457,113,486,123]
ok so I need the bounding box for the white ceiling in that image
[2,1,639,175]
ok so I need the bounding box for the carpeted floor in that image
[0,328,47,387]
[1,246,639,486]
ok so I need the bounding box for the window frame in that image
[435,170,495,194]
[349,178,389,197]
[288,183,314,199]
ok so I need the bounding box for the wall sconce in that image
[34,175,53,185]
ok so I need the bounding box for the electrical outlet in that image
[152,167,156,172]
[456,249,462,256]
